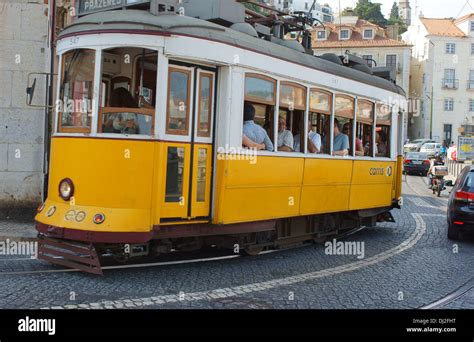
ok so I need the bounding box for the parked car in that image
[404,139,436,153]
[447,165,474,240]
[403,152,431,176]
[420,143,442,158]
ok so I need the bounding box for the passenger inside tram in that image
[242,102,274,151]
[375,103,391,158]
[376,129,389,157]
[293,115,321,153]
[277,115,294,152]
[343,122,364,156]
[332,118,350,156]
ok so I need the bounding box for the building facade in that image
[403,14,474,145]
[311,16,412,138]
[0,0,50,216]
[270,0,334,23]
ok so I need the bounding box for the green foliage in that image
[353,0,388,26]
[243,1,266,14]
[388,2,407,34]
[389,2,400,21]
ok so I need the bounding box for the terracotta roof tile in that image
[420,18,466,37]
[311,19,411,49]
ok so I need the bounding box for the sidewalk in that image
[0,219,37,241]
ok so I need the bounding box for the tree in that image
[389,2,400,21]
[387,1,408,34]
[353,0,387,27]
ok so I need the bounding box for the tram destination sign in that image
[78,0,151,16]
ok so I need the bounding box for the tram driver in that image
[242,102,274,151]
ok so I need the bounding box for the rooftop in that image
[311,19,411,49]
[420,18,466,37]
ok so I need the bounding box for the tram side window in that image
[279,82,306,153]
[376,103,391,158]
[357,100,375,157]
[307,89,332,154]
[98,48,157,136]
[242,74,276,151]
[334,95,354,156]
[58,49,95,133]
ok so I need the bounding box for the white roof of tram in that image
[59,10,406,96]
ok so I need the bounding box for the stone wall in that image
[0,0,49,217]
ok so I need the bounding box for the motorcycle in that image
[430,176,446,197]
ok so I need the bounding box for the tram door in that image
[161,65,215,221]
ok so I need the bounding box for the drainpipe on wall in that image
[43,0,56,201]
[429,86,433,140]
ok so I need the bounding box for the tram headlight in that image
[59,178,74,201]
[93,213,105,225]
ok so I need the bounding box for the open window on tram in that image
[58,49,95,133]
[278,82,306,153]
[376,103,391,158]
[357,100,375,157]
[334,95,354,157]
[242,74,276,151]
[308,89,332,155]
[98,47,157,136]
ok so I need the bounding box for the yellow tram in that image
[35,1,406,274]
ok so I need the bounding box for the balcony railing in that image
[442,79,459,89]
[468,80,474,90]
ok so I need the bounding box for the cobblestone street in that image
[0,174,473,310]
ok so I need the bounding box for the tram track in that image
[421,277,474,309]
[404,175,474,309]
[0,225,367,276]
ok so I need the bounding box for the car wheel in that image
[448,223,461,240]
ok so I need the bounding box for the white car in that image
[420,143,442,157]
[404,139,436,153]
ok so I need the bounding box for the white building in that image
[311,16,412,138]
[270,0,334,23]
[0,0,50,216]
[403,14,474,145]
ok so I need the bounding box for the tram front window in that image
[98,47,156,136]
[58,49,95,133]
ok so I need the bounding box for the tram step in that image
[38,236,103,275]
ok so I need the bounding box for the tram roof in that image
[60,10,405,97]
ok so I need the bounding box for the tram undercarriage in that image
[37,207,395,275]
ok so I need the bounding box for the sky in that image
[328,0,474,19]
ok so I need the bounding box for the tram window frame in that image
[334,95,355,157]
[197,72,214,138]
[375,103,392,158]
[308,88,333,155]
[97,47,158,137]
[243,73,277,150]
[356,99,375,157]
[166,67,192,136]
[278,82,307,153]
[57,49,96,134]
